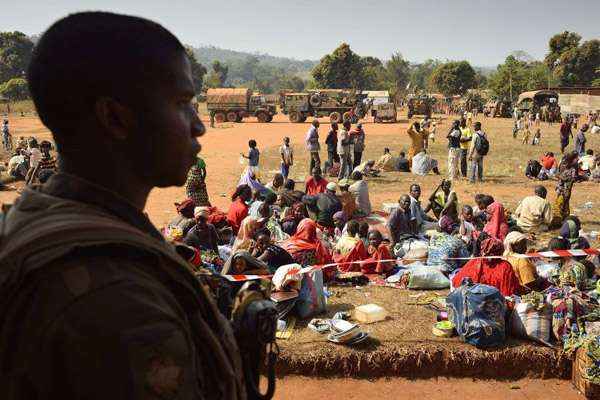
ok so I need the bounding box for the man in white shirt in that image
[279,136,293,179]
[337,121,352,179]
[514,186,553,232]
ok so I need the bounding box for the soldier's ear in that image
[94,97,137,141]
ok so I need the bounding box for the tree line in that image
[0,30,598,103]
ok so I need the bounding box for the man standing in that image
[2,120,12,151]
[447,120,461,180]
[324,122,339,173]
[406,121,425,166]
[352,122,365,168]
[560,118,573,153]
[458,118,472,178]
[306,119,321,174]
[279,136,293,179]
[0,12,245,399]
[575,124,588,156]
[468,121,488,183]
[514,185,553,233]
[337,120,352,179]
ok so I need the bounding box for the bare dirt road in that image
[274,376,583,400]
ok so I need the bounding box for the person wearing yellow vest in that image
[458,118,472,178]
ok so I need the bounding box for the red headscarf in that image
[483,202,509,241]
[282,218,331,264]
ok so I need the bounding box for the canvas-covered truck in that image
[406,94,434,119]
[371,102,397,123]
[207,88,277,123]
[280,89,368,123]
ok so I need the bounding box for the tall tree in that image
[430,61,476,96]
[386,52,410,95]
[544,31,581,68]
[554,39,600,86]
[0,32,34,83]
[0,77,29,100]
[312,43,365,89]
[408,59,440,92]
[211,60,229,86]
[185,47,207,94]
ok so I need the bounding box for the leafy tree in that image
[408,59,440,92]
[185,47,207,94]
[386,52,410,95]
[211,60,228,86]
[360,56,387,90]
[312,43,365,89]
[430,61,476,96]
[545,31,581,68]
[278,74,306,92]
[554,39,600,86]
[0,78,29,100]
[0,32,34,83]
[487,56,530,101]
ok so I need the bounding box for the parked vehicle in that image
[281,89,368,123]
[407,95,434,119]
[207,88,277,123]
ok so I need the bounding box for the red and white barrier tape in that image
[222,248,600,282]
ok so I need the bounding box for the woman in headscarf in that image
[551,151,580,229]
[548,237,588,291]
[227,184,252,235]
[559,216,590,250]
[503,231,542,291]
[232,216,261,253]
[362,230,394,275]
[165,198,196,239]
[281,202,307,236]
[185,148,210,206]
[333,220,369,272]
[332,210,347,242]
[221,251,270,276]
[482,201,509,241]
[452,236,521,296]
[281,218,332,268]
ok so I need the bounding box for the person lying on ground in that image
[514,185,553,233]
[348,171,372,215]
[333,220,369,272]
[452,235,521,296]
[525,159,543,180]
[252,231,295,274]
[302,181,342,230]
[503,231,545,292]
[353,159,379,177]
[362,230,395,275]
[387,194,417,251]
[305,166,328,195]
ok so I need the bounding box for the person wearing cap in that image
[184,206,220,254]
[302,181,342,229]
[351,122,365,169]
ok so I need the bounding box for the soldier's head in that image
[283,136,290,145]
[28,12,204,189]
[312,119,320,128]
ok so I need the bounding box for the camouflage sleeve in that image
[47,278,204,399]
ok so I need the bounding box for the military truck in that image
[406,95,434,119]
[371,102,397,123]
[280,89,368,123]
[207,88,277,123]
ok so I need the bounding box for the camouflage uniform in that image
[0,173,246,399]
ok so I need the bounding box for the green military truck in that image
[280,89,368,123]
[207,88,277,123]
[406,94,434,119]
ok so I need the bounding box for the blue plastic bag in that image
[447,278,507,348]
[294,270,326,319]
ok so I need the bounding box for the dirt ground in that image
[2,110,599,248]
[274,376,584,399]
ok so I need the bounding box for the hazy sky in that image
[3,0,599,66]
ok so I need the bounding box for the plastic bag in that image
[407,265,450,289]
[294,269,326,319]
[510,301,552,345]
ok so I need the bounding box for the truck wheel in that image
[329,112,342,124]
[214,112,226,123]
[342,111,352,122]
[227,111,238,122]
[257,112,269,123]
[309,94,322,107]
[289,111,302,123]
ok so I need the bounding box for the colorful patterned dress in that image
[185,158,210,206]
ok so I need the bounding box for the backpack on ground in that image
[447,278,506,348]
[474,133,490,156]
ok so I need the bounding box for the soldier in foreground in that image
[0,12,246,399]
